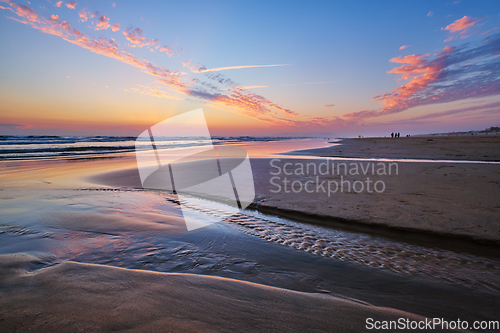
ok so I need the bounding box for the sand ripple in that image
[175,194,500,291]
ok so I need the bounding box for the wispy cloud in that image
[0,1,305,126]
[238,85,268,89]
[483,27,499,35]
[323,104,335,108]
[304,81,335,85]
[1,1,185,88]
[404,101,500,121]
[95,15,111,30]
[134,85,185,101]
[1,1,356,129]
[379,101,500,126]
[444,16,481,32]
[122,27,172,55]
[123,27,145,45]
[78,8,94,22]
[342,33,500,121]
[193,64,289,73]
[0,123,27,129]
[66,1,77,10]
[442,16,483,42]
[399,45,410,50]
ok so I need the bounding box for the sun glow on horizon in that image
[0,0,499,137]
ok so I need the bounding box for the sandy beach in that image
[1,253,452,333]
[252,136,500,244]
[2,0,500,331]
[291,135,500,161]
[1,137,499,332]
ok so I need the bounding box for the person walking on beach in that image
[391,132,394,138]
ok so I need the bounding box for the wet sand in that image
[1,253,463,333]
[290,135,500,161]
[1,137,499,332]
[252,136,500,244]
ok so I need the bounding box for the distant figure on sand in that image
[391,132,394,138]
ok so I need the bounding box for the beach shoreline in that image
[1,136,499,332]
[86,136,500,245]
[290,135,500,161]
[1,253,469,333]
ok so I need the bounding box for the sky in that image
[0,0,499,137]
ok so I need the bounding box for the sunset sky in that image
[0,0,499,137]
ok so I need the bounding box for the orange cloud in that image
[182,61,199,72]
[123,27,145,46]
[399,45,410,50]
[203,87,297,121]
[442,16,483,42]
[95,15,111,30]
[444,16,481,32]
[1,3,184,88]
[1,1,307,127]
[66,1,76,9]
[55,1,62,7]
[135,85,185,101]
[2,1,37,21]
[111,22,119,32]
[159,45,173,56]
[342,34,500,122]
[444,16,481,33]
[194,64,289,73]
[482,27,499,35]
[78,9,86,21]
[50,14,58,20]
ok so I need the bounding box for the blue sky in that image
[0,0,499,136]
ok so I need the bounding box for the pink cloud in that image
[1,3,184,89]
[399,45,410,50]
[78,9,91,22]
[323,104,335,108]
[111,22,119,32]
[342,35,500,122]
[0,1,306,127]
[66,1,76,9]
[2,1,37,21]
[123,27,145,46]
[55,1,62,7]
[135,85,185,101]
[482,27,499,35]
[159,45,173,56]
[95,15,110,30]
[444,16,481,33]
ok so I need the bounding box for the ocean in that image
[0,135,298,160]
